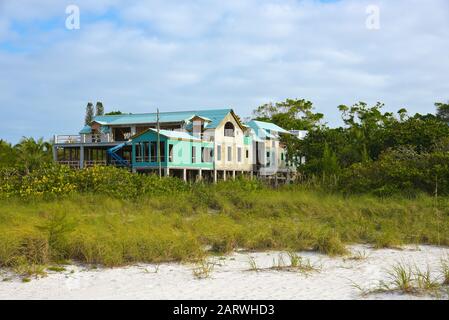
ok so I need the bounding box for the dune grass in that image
[355,261,449,298]
[0,183,448,277]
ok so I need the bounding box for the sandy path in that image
[1,245,448,300]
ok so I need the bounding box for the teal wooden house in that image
[53,108,298,182]
[130,128,214,180]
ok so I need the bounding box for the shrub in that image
[339,147,449,196]
[0,164,190,199]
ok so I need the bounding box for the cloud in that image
[0,0,449,142]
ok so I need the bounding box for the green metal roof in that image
[92,109,232,129]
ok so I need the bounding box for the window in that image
[237,147,242,162]
[136,143,143,162]
[150,141,157,162]
[201,147,213,163]
[143,142,149,162]
[192,146,196,163]
[246,149,249,159]
[224,122,235,137]
[217,145,221,161]
[281,152,284,161]
[114,127,132,141]
[150,141,165,162]
[160,142,165,162]
[227,146,232,161]
[169,144,174,162]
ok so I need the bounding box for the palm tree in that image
[14,137,52,174]
[0,140,16,168]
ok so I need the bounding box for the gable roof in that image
[92,109,233,129]
[245,120,291,141]
[246,120,290,134]
[79,125,92,134]
[131,128,202,142]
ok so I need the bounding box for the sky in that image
[0,0,448,143]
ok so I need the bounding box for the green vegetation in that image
[84,102,94,126]
[0,137,52,174]
[0,177,448,277]
[192,260,215,279]
[46,266,66,272]
[269,252,319,274]
[0,164,189,198]
[255,99,449,196]
[1,98,449,278]
[355,261,449,297]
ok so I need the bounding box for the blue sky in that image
[0,0,448,143]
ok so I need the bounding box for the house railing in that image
[110,159,131,167]
[57,160,108,168]
[83,134,113,143]
[135,156,150,163]
[85,160,107,167]
[57,160,81,168]
[54,135,82,144]
[54,134,113,144]
[54,132,213,144]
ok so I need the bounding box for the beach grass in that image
[0,184,448,276]
[355,262,447,297]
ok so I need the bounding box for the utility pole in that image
[157,108,162,178]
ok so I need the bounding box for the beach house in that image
[53,108,295,182]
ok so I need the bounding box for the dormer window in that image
[224,122,235,137]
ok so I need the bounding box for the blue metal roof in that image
[153,129,201,141]
[246,120,290,134]
[79,125,92,134]
[92,109,232,129]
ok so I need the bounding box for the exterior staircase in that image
[107,142,130,167]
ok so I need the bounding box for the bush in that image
[18,164,78,198]
[0,164,191,199]
[339,147,449,196]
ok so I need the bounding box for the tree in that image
[0,140,16,168]
[84,102,94,126]
[322,143,340,175]
[435,101,449,122]
[253,98,324,167]
[95,101,104,116]
[105,110,124,115]
[14,137,52,174]
[336,102,396,162]
[253,98,323,131]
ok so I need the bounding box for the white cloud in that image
[0,0,449,142]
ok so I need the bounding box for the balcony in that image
[54,133,114,144]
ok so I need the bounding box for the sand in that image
[1,245,448,300]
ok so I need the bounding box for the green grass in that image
[355,262,447,298]
[192,259,215,279]
[0,185,448,275]
[270,251,319,274]
[47,266,66,272]
[247,256,259,272]
[441,256,449,286]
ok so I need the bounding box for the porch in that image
[52,144,131,169]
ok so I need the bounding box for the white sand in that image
[1,245,448,300]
